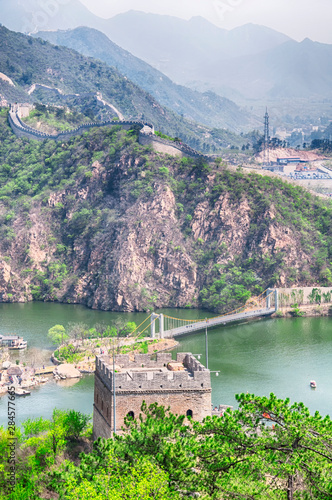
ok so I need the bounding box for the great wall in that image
[8,102,212,161]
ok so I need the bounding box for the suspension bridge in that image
[127,289,278,341]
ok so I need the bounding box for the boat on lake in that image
[16,388,31,396]
[0,335,27,349]
[310,380,317,388]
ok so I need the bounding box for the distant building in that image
[277,157,301,164]
[93,352,212,438]
[277,157,305,165]
[295,164,315,172]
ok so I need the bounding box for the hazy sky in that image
[79,0,332,44]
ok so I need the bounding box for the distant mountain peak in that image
[301,37,313,44]
[227,22,292,40]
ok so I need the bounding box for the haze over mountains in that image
[97,12,332,103]
[196,37,332,101]
[1,25,254,151]
[0,25,200,139]
[0,0,102,33]
[35,26,259,132]
[1,0,332,123]
[98,13,291,83]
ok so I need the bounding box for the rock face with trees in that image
[0,109,331,314]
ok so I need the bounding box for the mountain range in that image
[1,1,332,118]
[35,26,259,132]
[195,37,332,101]
[0,0,102,33]
[98,12,332,103]
[97,13,292,84]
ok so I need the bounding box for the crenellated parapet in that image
[93,352,212,438]
[96,352,211,393]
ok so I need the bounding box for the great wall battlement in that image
[93,352,212,438]
[9,105,153,142]
[7,103,212,161]
[96,352,211,392]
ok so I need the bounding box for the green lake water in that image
[0,303,331,426]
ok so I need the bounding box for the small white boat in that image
[35,377,48,384]
[9,340,28,350]
[310,380,317,389]
[16,388,31,396]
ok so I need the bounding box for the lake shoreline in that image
[274,303,332,318]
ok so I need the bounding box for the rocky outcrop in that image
[0,130,330,313]
[54,364,82,380]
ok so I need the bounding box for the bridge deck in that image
[163,308,275,338]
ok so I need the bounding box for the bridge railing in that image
[163,308,273,338]
[157,289,277,338]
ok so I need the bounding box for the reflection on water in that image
[0,303,332,426]
[56,378,81,389]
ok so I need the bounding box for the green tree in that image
[192,393,332,499]
[114,402,195,491]
[56,455,180,500]
[48,324,68,346]
[118,321,137,337]
[63,410,91,441]
[94,322,108,341]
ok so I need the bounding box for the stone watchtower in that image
[93,352,212,438]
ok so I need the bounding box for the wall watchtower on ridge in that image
[93,352,212,439]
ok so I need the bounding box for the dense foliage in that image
[311,138,332,152]
[22,104,92,133]
[1,395,332,499]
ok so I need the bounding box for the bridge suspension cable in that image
[126,313,160,344]
[162,288,273,326]
[122,288,275,341]
[126,313,152,339]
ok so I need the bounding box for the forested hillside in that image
[0,108,331,313]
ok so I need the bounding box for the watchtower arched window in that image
[186,409,193,418]
[127,411,135,419]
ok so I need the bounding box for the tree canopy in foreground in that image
[1,394,332,499]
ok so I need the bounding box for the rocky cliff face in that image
[0,123,331,313]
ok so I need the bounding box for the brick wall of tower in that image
[93,353,212,439]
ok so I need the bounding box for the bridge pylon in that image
[266,289,278,311]
[150,313,165,338]
[150,313,159,338]
[159,313,164,339]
